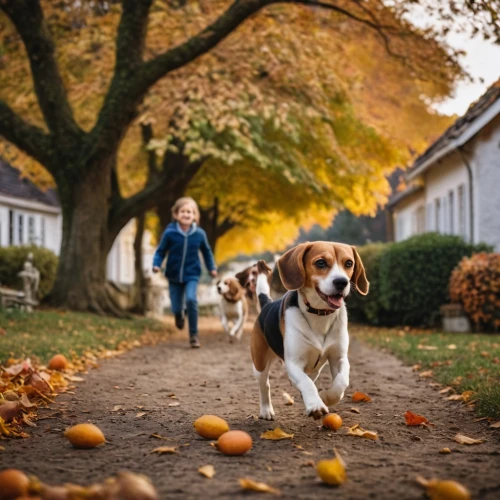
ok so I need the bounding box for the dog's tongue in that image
[328,295,343,308]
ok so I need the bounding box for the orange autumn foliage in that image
[352,392,372,402]
[404,411,429,426]
[449,253,500,331]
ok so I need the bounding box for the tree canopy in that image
[1,0,497,312]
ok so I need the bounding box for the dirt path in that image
[5,316,500,499]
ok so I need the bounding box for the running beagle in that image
[250,241,369,420]
[217,276,248,342]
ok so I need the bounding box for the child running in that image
[152,197,217,348]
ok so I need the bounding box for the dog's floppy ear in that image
[278,243,313,291]
[351,246,369,296]
[235,268,249,287]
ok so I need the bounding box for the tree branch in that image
[0,100,52,167]
[0,0,80,138]
[132,0,275,96]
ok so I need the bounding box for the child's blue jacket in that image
[152,222,216,283]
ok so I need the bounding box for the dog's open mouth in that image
[315,287,344,310]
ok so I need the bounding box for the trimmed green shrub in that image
[378,233,491,326]
[347,242,391,324]
[0,245,58,300]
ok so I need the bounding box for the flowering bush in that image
[449,253,500,331]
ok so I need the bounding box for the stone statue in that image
[18,252,40,312]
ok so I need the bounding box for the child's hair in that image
[171,197,200,224]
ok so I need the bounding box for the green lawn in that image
[0,309,170,365]
[352,324,500,419]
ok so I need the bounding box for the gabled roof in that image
[407,80,500,180]
[0,157,59,208]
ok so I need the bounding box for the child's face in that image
[175,203,196,226]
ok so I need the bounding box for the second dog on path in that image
[217,277,248,342]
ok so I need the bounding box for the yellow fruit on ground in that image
[0,468,30,500]
[316,458,347,486]
[216,430,252,456]
[323,413,343,431]
[427,480,471,500]
[194,415,229,439]
[48,354,68,371]
[64,423,106,449]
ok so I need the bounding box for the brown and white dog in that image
[236,262,287,311]
[250,242,369,420]
[216,277,248,342]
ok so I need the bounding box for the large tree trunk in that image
[46,162,122,315]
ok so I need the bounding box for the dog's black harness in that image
[257,291,299,360]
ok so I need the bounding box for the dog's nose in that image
[333,278,348,291]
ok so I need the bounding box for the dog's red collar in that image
[300,292,337,316]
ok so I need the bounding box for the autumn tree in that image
[1,0,498,313]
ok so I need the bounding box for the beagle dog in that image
[217,276,249,342]
[250,242,369,420]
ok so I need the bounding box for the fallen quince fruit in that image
[64,423,106,449]
[194,415,229,439]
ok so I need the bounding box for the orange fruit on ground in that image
[48,354,68,371]
[64,423,106,449]
[323,413,343,431]
[426,479,471,500]
[216,430,252,456]
[0,468,30,500]
[194,415,230,439]
[316,458,347,485]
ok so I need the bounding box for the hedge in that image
[347,242,391,325]
[378,233,491,326]
[0,245,58,300]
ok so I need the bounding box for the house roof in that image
[407,80,500,180]
[0,157,59,208]
[386,184,424,209]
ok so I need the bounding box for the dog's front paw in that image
[259,405,275,420]
[305,400,329,420]
[319,389,344,407]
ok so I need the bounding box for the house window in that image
[448,190,454,234]
[28,216,35,244]
[458,184,466,238]
[18,213,24,245]
[9,210,14,245]
[435,198,441,233]
[41,217,46,247]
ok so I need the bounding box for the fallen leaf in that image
[150,433,170,440]
[439,387,454,394]
[283,392,294,405]
[152,446,178,454]
[419,370,433,378]
[447,394,465,401]
[239,478,281,495]
[489,421,500,428]
[454,433,484,445]
[447,344,457,350]
[412,364,422,371]
[260,428,294,440]
[461,391,474,403]
[351,391,372,402]
[168,402,180,407]
[198,465,215,478]
[439,448,451,454]
[346,424,378,440]
[404,411,429,426]
[417,344,438,350]
[136,412,147,418]
[111,405,123,412]
[350,407,361,414]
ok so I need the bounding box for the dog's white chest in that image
[220,300,242,319]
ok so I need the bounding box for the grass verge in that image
[0,309,170,364]
[352,324,500,419]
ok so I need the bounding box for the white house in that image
[388,80,500,251]
[0,158,155,285]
